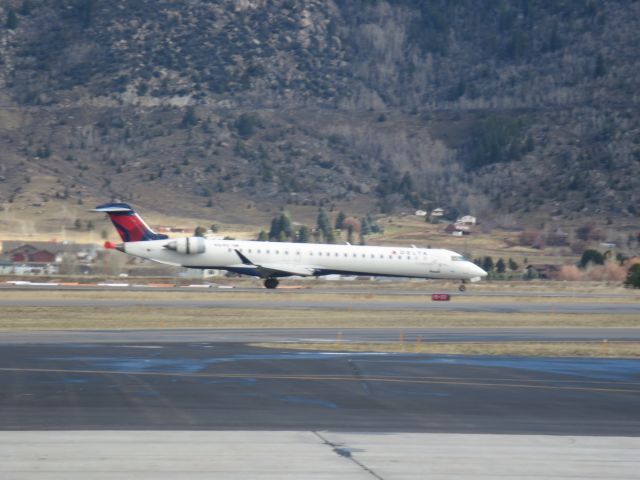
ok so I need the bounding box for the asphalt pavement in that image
[1,327,639,344]
[1,342,639,435]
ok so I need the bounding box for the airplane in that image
[93,203,487,291]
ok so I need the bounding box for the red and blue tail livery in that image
[92,203,168,242]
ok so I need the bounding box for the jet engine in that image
[164,237,206,254]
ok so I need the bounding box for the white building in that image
[457,215,477,225]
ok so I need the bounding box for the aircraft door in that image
[423,254,441,275]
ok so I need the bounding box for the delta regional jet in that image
[94,203,487,291]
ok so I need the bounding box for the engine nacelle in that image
[164,237,206,255]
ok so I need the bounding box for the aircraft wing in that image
[234,249,316,277]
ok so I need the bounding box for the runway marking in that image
[1,367,639,394]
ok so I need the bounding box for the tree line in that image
[257,209,382,244]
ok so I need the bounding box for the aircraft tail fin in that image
[92,203,168,242]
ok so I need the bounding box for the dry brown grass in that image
[1,288,638,305]
[252,341,640,358]
[0,306,639,330]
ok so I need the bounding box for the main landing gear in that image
[264,278,279,289]
[458,281,467,292]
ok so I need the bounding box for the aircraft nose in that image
[471,263,487,278]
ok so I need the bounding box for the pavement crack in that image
[347,359,372,395]
[312,431,384,480]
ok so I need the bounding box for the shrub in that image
[578,249,604,269]
[625,264,640,288]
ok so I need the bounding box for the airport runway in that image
[1,342,639,435]
[1,296,639,313]
[1,327,640,344]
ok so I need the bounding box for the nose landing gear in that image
[458,281,467,292]
[264,278,279,289]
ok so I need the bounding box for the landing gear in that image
[458,281,467,292]
[264,278,279,289]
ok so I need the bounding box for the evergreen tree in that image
[579,249,604,269]
[625,264,640,289]
[360,217,371,236]
[267,212,294,241]
[496,258,506,274]
[508,258,519,271]
[257,230,268,241]
[194,226,206,237]
[268,217,281,240]
[335,211,347,230]
[279,212,293,238]
[482,256,494,272]
[317,209,333,242]
[6,9,17,30]
[181,106,197,128]
[399,172,413,194]
[296,226,310,243]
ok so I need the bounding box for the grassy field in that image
[252,341,640,358]
[1,287,638,306]
[0,303,639,330]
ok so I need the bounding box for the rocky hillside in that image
[0,0,638,230]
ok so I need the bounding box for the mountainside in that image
[0,0,639,232]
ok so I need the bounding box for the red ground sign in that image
[431,293,451,301]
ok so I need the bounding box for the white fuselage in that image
[121,238,487,281]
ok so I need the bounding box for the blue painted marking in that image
[63,378,89,384]
[40,350,640,383]
[204,378,257,385]
[39,352,383,374]
[377,387,450,397]
[279,395,338,409]
[375,355,640,381]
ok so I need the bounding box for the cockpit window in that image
[451,255,468,261]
